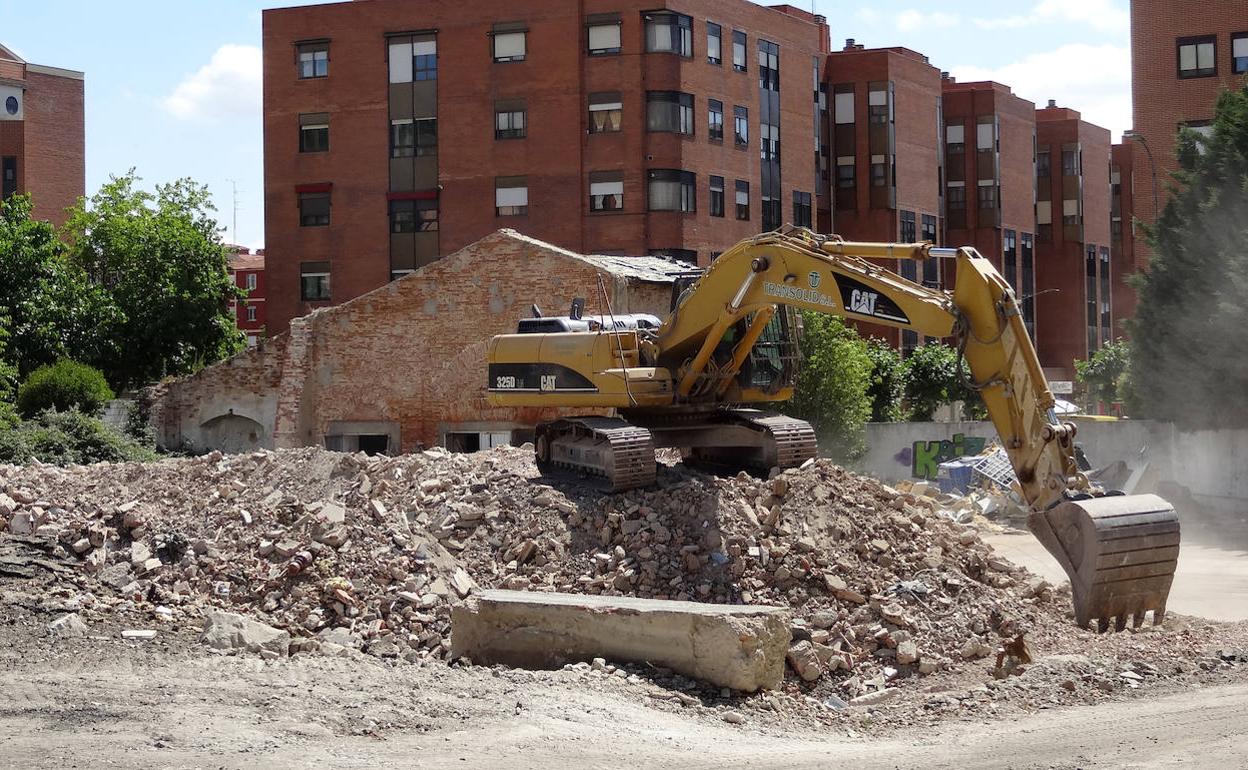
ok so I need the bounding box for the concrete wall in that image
[855,418,1248,515]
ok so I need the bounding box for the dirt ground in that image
[0,628,1245,770]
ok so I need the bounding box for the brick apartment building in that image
[228,248,267,348]
[1033,101,1113,379]
[1110,142,1137,323]
[262,0,830,334]
[824,41,941,351]
[1129,0,1247,266]
[941,79,1038,338]
[0,43,85,226]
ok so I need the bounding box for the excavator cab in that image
[741,308,800,393]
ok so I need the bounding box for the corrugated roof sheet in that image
[576,253,700,283]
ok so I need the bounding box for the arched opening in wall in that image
[200,414,266,454]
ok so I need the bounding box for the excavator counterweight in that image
[485,228,1179,632]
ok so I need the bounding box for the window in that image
[1036,149,1051,177]
[977,181,997,210]
[589,92,622,133]
[1021,233,1035,334]
[1235,33,1248,75]
[1177,35,1216,78]
[733,105,748,147]
[1062,147,1079,176]
[945,123,965,154]
[1003,229,1017,291]
[1,156,14,200]
[1063,198,1080,225]
[758,40,779,92]
[947,182,966,210]
[299,191,330,226]
[493,24,527,63]
[389,37,436,82]
[707,22,722,65]
[836,158,855,188]
[735,179,749,220]
[495,99,527,139]
[760,122,779,162]
[1100,246,1111,345]
[589,170,624,212]
[732,30,746,72]
[708,99,724,141]
[645,12,692,57]
[300,262,330,301]
[391,118,437,157]
[495,176,529,216]
[647,91,694,135]
[246,305,257,323]
[870,155,886,187]
[834,89,855,124]
[793,191,812,228]
[299,113,329,153]
[1181,120,1215,149]
[389,198,438,232]
[246,273,257,291]
[921,214,939,288]
[587,16,622,56]
[1086,245,1098,354]
[297,41,328,79]
[710,175,724,217]
[900,210,916,242]
[976,118,995,151]
[647,169,695,212]
[868,87,888,125]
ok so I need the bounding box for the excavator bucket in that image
[1027,494,1180,632]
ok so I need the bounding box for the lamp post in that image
[1122,130,1159,226]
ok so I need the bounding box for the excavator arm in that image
[657,229,1179,630]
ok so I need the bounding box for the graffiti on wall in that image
[893,433,988,480]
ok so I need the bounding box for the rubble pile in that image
[0,445,1234,705]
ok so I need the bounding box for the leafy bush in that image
[16,360,114,418]
[902,342,985,421]
[784,313,872,460]
[1075,340,1130,409]
[865,340,905,422]
[0,409,156,465]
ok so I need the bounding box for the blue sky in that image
[0,0,1129,249]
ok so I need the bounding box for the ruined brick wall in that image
[152,230,674,454]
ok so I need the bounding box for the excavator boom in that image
[486,228,1179,631]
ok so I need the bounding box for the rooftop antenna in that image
[225,178,240,245]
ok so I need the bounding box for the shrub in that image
[784,313,872,461]
[0,408,156,466]
[16,360,114,418]
[865,340,905,423]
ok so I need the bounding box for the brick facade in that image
[1129,0,1247,264]
[151,230,679,454]
[0,47,85,226]
[262,0,829,335]
[1110,143,1137,326]
[1034,103,1113,379]
[228,249,267,347]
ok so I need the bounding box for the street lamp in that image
[1122,130,1160,225]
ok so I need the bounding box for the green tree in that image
[784,313,872,460]
[1129,86,1248,428]
[901,343,959,421]
[16,360,115,418]
[0,195,117,377]
[865,339,905,422]
[63,171,243,389]
[1074,339,1130,409]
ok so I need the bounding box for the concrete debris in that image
[201,610,291,657]
[47,613,88,638]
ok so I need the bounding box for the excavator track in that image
[534,417,656,493]
[682,410,817,475]
[1028,494,1180,631]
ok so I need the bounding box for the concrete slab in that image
[451,590,791,692]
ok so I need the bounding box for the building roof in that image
[230,253,265,272]
[0,43,23,63]
[501,230,692,284]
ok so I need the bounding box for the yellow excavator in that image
[486,229,1179,631]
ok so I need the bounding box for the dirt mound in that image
[0,446,1241,710]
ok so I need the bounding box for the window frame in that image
[296,41,329,79]
[300,262,331,301]
[298,191,331,227]
[495,176,530,217]
[1176,35,1217,79]
[733,105,748,148]
[707,98,724,142]
[732,30,747,72]
[710,175,725,217]
[647,169,696,213]
[390,118,437,158]
[734,179,750,221]
[792,190,812,229]
[494,100,528,140]
[587,20,623,56]
[246,273,257,291]
[298,114,329,153]
[707,22,722,65]
[644,11,693,57]
[646,91,694,136]
[588,92,623,134]
[492,27,528,63]
[589,171,625,213]
[1234,32,1248,75]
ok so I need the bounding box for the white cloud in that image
[976,0,1129,34]
[951,43,1132,139]
[163,44,261,121]
[896,10,960,33]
